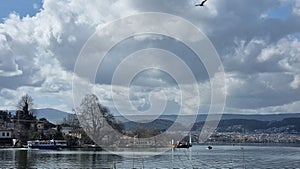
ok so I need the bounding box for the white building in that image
[0,129,13,146]
[0,129,12,139]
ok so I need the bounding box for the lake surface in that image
[0,145,299,168]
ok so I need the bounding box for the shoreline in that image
[1,142,300,149]
[196,142,300,147]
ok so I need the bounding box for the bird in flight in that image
[195,0,208,6]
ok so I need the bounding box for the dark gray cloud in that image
[96,34,209,85]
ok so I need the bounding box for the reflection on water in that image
[0,146,299,168]
[1,149,123,169]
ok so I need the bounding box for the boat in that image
[175,142,192,148]
[174,133,193,149]
[27,139,67,150]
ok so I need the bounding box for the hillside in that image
[9,108,300,131]
[35,108,71,124]
[123,119,186,131]
[191,118,300,133]
[116,113,300,123]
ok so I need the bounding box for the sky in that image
[0,0,42,22]
[0,0,300,115]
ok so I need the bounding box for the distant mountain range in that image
[33,109,299,134]
[10,108,71,124]
[123,119,186,131]
[27,109,300,134]
[120,114,300,132]
[116,113,300,124]
[192,117,300,133]
[9,108,300,126]
[34,108,71,124]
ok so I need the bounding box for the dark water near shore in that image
[0,145,299,168]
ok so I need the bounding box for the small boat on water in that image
[27,139,67,150]
[176,142,192,148]
[173,133,193,149]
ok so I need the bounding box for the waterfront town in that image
[0,94,300,148]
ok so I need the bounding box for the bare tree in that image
[14,94,37,142]
[17,94,34,116]
[62,113,80,127]
[76,94,123,147]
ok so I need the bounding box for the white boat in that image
[27,139,67,150]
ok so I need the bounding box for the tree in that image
[17,94,35,116]
[14,94,37,142]
[76,94,123,147]
[15,94,36,126]
[62,114,80,128]
[0,110,12,122]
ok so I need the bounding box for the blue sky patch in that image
[0,0,42,22]
[267,3,293,19]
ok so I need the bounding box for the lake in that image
[0,145,299,168]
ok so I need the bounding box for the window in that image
[6,132,10,137]
[2,132,4,137]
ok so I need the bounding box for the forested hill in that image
[122,117,300,134]
[191,118,300,133]
[116,113,300,123]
